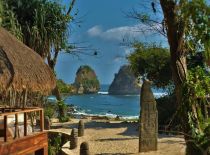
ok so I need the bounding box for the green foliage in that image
[127,42,171,88]
[44,100,71,122]
[182,66,210,153]
[57,100,69,122]
[183,67,210,99]
[0,0,22,39]
[48,133,62,155]
[156,94,178,126]
[58,115,69,122]
[187,52,205,69]
[0,0,3,25]
[5,0,73,58]
[57,79,72,94]
[44,103,55,119]
[82,78,100,91]
[44,100,70,122]
[181,0,210,65]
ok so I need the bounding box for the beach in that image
[51,118,186,155]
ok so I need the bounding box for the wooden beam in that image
[3,116,7,142]
[24,112,27,136]
[40,110,44,131]
[14,113,19,139]
[23,89,28,108]
[0,108,43,116]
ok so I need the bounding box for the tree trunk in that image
[159,1,201,154]
[47,53,65,118]
[52,85,62,101]
[52,85,65,118]
[159,0,187,105]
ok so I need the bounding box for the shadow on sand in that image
[57,121,139,137]
[95,137,138,142]
[96,153,133,155]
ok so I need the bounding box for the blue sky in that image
[55,0,167,84]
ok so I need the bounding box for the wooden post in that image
[4,115,7,142]
[44,116,50,130]
[14,113,19,139]
[13,91,16,107]
[23,89,28,108]
[70,128,78,149]
[80,142,90,155]
[24,112,27,136]
[9,89,12,107]
[35,146,48,155]
[78,120,85,137]
[40,109,44,131]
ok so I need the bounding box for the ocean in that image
[62,85,167,119]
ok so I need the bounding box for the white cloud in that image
[87,24,157,41]
[87,25,102,37]
[123,47,134,55]
[113,55,125,63]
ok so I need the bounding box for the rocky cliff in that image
[74,65,100,94]
[108,65,141,95]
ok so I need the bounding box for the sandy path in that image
[51,120,186,155]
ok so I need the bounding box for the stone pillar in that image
[139,80,158,152]
[44,116,50,130]
[70,128,78,149]
[78,120,85,137]
[80,142,90,155]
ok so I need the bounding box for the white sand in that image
[51,119,186,155]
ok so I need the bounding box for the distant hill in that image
[74,65,100,94]
[108,65,141,95]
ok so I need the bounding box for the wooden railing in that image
[0,107,44,142]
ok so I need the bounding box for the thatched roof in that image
[0,27,56,94]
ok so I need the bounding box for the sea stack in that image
[108,65,141,95]
[74,65,100,94]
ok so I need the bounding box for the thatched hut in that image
[0,27,56,107]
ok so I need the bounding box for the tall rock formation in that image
[108,65,141,95]
[74,65,100,94]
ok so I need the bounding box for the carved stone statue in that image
[139,80,158,152]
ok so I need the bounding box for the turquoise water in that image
[62,85,167,118]
[65,94,140,118]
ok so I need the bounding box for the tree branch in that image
[67,0,76,15]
